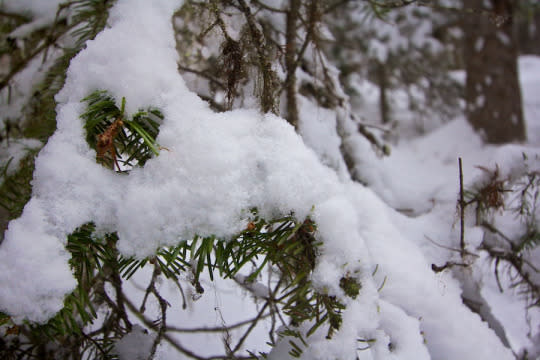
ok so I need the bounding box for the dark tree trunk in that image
[462,0,526,143]
[377,61,390,124]
[285,0,301,129]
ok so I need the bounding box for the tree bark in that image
[462,0,526,143]
[285,0,301,129]
[377,61,390,124]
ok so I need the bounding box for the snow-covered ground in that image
[356,55,540,356]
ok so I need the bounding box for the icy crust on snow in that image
[0,0,515,359]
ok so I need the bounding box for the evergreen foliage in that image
[0,86,361,358]
[0,151,36,221]
[463,156,540,307]
[81,90,162,170]
[0,0,113,234]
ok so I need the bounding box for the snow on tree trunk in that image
[463,0,526,144]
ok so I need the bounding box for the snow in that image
[8,16,58,39]
[520,56,540,145]
[0,138,41,178]
[0,1,538,359]
[0,52,56,128]
[114,324,154,360]
[0,198,76,323]
[0,0,63,18]
[370,300,430,360]
[0,0,347,321]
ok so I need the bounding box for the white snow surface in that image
[0,1,529,359]
[114,325,154,360]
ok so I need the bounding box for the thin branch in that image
[481,243,540,305]
[140,259,160,313]
[355,119,392,133]
[231,274,283,354]
[81,331,108,357]
[351,114,390,155]
[481,221,515,249]
[177,64,226,90]
[324,0,354,14]
[494,257,504,292]
[148,267,169,359]
[173,278,188,310]
[0,10,31,22]
[363,0,420,9]
[0,20,77,92]
[250,0,287,13]
[459,157,466,258]
[124,294,248,360]
[236,0,278,114]
[431,261,469,273]
[108,238,132,331]
[198,94,227,112]
[166,313,272,333]
[266,271,278,345]
[424,235,479,258]
[232,301,269,354]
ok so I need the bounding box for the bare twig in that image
[149,273,169,359]
[236,0,278,114]
[106,237,133,332]
[459,157,466,258]
[231,274,285,354]
[481,243,540,305]
[177,64,226,90]
[324,0,354,14]
[231,300,270,354]
[0,10,30,22]
[251,0,287,13]
[363,0,419,9]
[0,21,76,92]
[124,294,252,360]
[431,261,469,273]
[351,114,390,155]
[166,313,272,333]
[140,259,160,313]
[480,221,515,249]
[425,235,479,258]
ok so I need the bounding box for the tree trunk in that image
[462,0,526,143]
[377,61,390,124]
[285,0,301,129]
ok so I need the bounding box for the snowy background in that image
[0,0,538,359]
